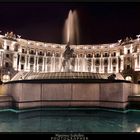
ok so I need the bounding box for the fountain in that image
[61,10,80,72]
[63,10,80,45]
[2,10,132,110]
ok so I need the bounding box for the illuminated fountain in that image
[61,10,79,72]
[63,10,80,45]
[2,10,132,110]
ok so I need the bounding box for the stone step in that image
[128,95,140,102]
[0,95,13,109]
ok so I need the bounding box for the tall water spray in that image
[63,10,80,45]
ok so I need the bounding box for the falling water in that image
[63,10,80,45]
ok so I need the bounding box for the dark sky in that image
[0,2,140,44]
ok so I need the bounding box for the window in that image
[47,58,51,64]
[21,64,24,70]
[127,65,130,69]
[113,67,116,72]
[87,54,92,58]
[6,54,9,58]
[30,65,34,71]
[47,52,52,56]
[55,53,60,57]
[21,56,25,62]
[79,54,83,57]
[104,59,108,65]
[39,66,42,71]
[30,57,34,63]
[112,59,116,64]
[95,59,100,65]
[22,49,25,53]
[96,67,99,73]
[7,46,9,50]
[95,53,100,57]
[113,52,116,56]
[104,67,108,73]
[30,50,34,54]
[127,49,130,54]
[38,58,43,64]
[39,51,43,55]
[5,62,9,68]
[104,53,108,57]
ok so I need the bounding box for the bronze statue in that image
[61,42,75,72]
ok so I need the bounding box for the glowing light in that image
[2,75,10,82]
[63,10,80,45]
[136,127,140,132]
[125,76,132,81]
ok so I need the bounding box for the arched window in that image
[47,52,52,56]
[96,53,100,57]
[55,53,60,57]
[79,54,83,57]
[104,52,109,57]
[87,54,92,58]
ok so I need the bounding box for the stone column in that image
[24,55,27,71]
[34,57,36,72]
[18,54,21,71]
[77,57,79,71]
[116,57,119,73]
[93,58,96,73]
[36,57,39,72]
[108,54,112,73]
[13,53,18,70]
[83,54,86,72]
[139,54,140,69]
[51,55,54,72]
[42,57,45,72]
[134,54,137,70]
[44,57,46,72]
[101,58,104,73]
[120,56,124,72]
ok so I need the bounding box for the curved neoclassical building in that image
[0,32,140,83]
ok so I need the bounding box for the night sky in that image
[0,2,140,44]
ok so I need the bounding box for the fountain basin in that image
[2,72,137,109]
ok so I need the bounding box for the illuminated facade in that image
[0,32,140,82]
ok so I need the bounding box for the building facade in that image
[0,32,140,83]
